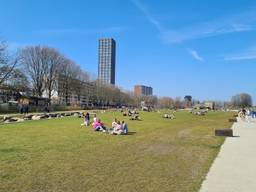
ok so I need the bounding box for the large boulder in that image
[60,113,65,116]
[4,117,24,123]
[48,113,57,118]
[65,113,71,116]
[32,115,41,120]
[56,114,63,118]
[73,113,79,117]
[24,114,33,120]
[16,118,24,122]
[3,115,12,121]
[7,117,18,122]
[39,114,49,119]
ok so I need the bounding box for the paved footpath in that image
[200,119,256,192]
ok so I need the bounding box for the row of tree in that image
[157,94,253,109]
[0,39,254,108]
[0,40,135,107]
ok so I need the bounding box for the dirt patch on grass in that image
[141,144,176,155]
[177,129,192,139]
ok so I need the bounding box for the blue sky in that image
[1,0,256,102]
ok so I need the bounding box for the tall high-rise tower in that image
[98,38,116,85]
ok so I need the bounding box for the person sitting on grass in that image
[93,114,97,123]
[122,120,128,134]
[110,121,123,135]
[112,118,118,129]
[92,119,107,132]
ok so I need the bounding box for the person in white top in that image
[112,118,118,129]
[110,121,123,135]
[93,114,97,123]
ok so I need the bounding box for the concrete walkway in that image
[200,119,256,192]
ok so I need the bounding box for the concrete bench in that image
[215,129,233,137]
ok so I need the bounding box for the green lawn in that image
[0,110,233,192]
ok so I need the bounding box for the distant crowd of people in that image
[81,112,129,135]
[238,108,256,122]
[19,104,29,114]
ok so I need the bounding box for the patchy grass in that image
[0,110,233,192]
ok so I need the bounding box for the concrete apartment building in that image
[53,75,96,106]
[134,85,153,96]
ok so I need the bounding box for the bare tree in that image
[74,69,90,104]
[158,97,174,109]
[41,47,64,101]
[0,40,19,86]
[57,59,84,105]
[20,46,64,101]
[20,46,45,97]
[58,59,74,105]
[93,83,131,107]
[119,91,133,106]
[174,97,182,109]
[1,68,29,92]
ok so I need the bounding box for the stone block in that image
[215,129,233,137]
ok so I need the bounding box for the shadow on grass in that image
[215,135,240,138]
[129,119,143,121]
[126,132,137,135]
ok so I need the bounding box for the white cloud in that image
[130,0,163,31]
[225,47,256,61]
[162,22,254,44]
[188,49,204,61]
[130,0,256,44]
[162,24,253,44]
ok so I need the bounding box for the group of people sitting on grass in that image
[110,118,128,135]
[81,113,128,135]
